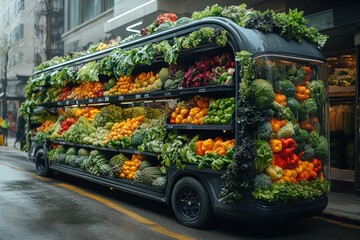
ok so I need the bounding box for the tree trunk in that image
[45,0,53,60]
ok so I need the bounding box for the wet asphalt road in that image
[0,151,359,240]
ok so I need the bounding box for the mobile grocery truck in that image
[22,5,330,228]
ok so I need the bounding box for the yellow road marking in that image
[314,216,360,230]
[1,161,193,239]
[56,183,194,240]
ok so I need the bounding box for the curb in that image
[319,212,360,227]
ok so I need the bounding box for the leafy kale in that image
[76,61,100,82]
[252,180,330,202]
[192,4,223,19]
[181,27,228,49]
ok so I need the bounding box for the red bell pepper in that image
[286,153,299,169]
[312,158,322,173]
[274,154,287,169]
[279,138,296,157]
[274,152,299,169]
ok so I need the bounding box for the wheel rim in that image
[177,186,201,221]
[37,153,45,173]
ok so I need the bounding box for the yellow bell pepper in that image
[269,139,282,153]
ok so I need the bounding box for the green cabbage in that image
[251,79,275,109]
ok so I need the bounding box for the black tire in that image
[171,177,213,228]
[35,149,52,177]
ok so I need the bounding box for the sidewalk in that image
[321,184,360,225]
[1,139,359,225]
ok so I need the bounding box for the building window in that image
[16,0,25,13]
[14,24,24,41]
[68,0,114,30]
[69,0,81,30]
[83,0,102,22]
[306,10,334,31]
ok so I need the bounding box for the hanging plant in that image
[220,51,259,204]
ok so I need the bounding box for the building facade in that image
[0,0,64,136]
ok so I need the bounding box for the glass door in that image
[326,51,357,183]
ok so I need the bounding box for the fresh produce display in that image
[203,97,235,125]
[247,58,329,202]
[81,150,111,176]
[82,127,111,146]
[36,120,55,133]
[195,137,235,156]
[108,153,129,177]
[93,104,123,128]
[30,109,57,123]
[105,71,162,96]
[128,71,161,94]
[75,107,100,121]
[160,66,185,90]
[136,125,166,153]
[58,117,77,135]
[107,75,134,95]
[169,96,211,125]
[93,40,120,52]
[134,166,163,185]
[23,4,330,221]
[68,81,105,99]
[169,101,190,124]
[120,154,145,180]
[63,117,96,143]
[104,116,145,145]
[57,86,75,101]
[48,145,66,163]
[183,54,235,88]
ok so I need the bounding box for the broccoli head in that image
[257,122,273,140]
[303,98,318,114]
[301,144,315,161]
[314,136,328,160]
[309,131,320,148]
[254,173,273,189]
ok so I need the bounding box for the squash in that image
[66,147,77,156]
[99,164,112,176]
[286,97,302,115]
[152,176,167,190]
[109,153,128,167]
[138,167,163,185]
[131,132,145,148]
[273,79,295,97]
[139,160,152,171]
[78,148,89,157]
[58,153,67,164]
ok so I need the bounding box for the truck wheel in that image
[171,177,213,228]
[35,149,52,177]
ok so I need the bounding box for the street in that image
[0,152,359,240]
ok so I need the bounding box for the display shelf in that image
[329,85,355,97]
[40,99,77,107]
[165,123,233,131]
[36,85,235,108]
[50,163,166,199]
[50,139,159,157]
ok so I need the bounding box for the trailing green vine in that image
[220,51,258,204]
